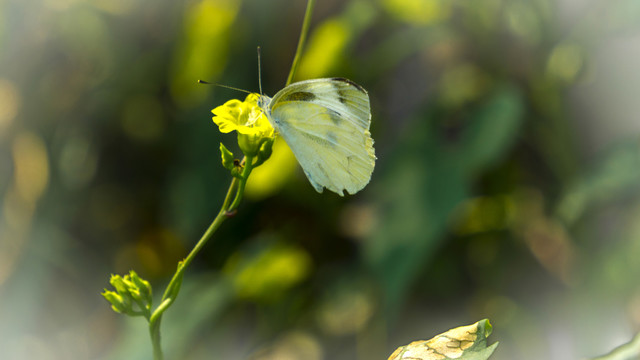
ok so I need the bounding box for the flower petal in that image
[211,95,274,137]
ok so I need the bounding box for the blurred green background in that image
[2,0,640,359]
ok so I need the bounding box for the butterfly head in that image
[257,94,271,111]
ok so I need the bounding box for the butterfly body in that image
[258,78,375,196]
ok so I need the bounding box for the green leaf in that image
[556,140,640,225]
[457,85,524,173]
[388,319,498,360]
[590,333,640,360]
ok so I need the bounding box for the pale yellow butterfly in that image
[257,78,376,196]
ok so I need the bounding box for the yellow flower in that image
[212,93,275,159]
[212,93,274,138]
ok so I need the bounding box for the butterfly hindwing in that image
[266,78,375,196]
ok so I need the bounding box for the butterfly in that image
[257,78,376,196]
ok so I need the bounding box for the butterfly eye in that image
[257,95,270,110]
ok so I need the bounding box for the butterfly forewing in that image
[265,78,375,196]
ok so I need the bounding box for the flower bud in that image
[253,137,275,167]
[220,143,235,170]
[103,272,153,317]
[102,290,127,314]
[129,270,153,308]
[237,132,261,157]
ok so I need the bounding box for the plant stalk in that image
[286,0,315,86]
[147,158,253,360]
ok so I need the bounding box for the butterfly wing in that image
[268,78,375,196]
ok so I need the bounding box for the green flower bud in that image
[237,132,261,158]
[220,143,235,170]
[231,165,243,179]
[253,137,274,168]
[109,275,132,308]
[129,270,153,308]
[102,290,127,314]
[104,272,152,317]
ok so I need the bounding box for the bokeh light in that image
[2,0,640,359]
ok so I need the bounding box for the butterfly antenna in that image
[257,46,263,96]
[197,80,251,94]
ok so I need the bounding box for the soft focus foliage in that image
[1,0,640,359]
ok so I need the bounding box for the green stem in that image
[228,157,254,212]
[286,0,315,86]
[150,318,164,360]
[147,157,253,360]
